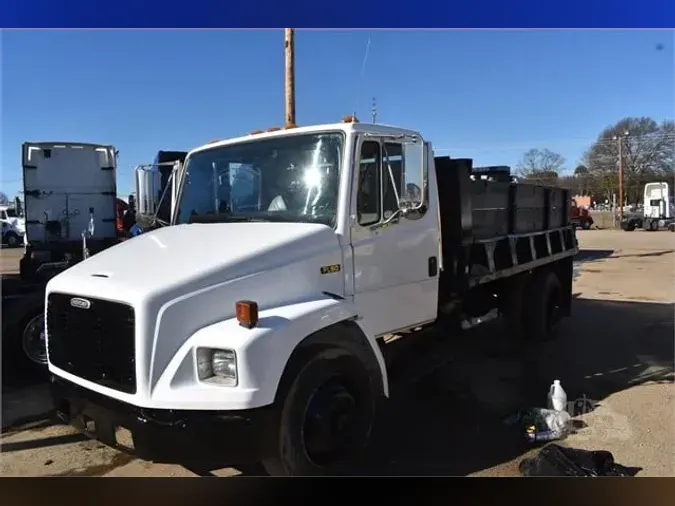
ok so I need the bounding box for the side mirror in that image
[399,138,427,211]
[135,166,161,228]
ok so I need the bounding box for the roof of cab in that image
[187,121,423,157]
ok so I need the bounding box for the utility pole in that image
[284,29,296,128]
[371,97,377,123]
[614,130,629,222]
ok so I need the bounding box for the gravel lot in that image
[1,230,673,476]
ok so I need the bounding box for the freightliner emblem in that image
[70,297,91,310]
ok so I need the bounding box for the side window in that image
[382,143,403,219]
[6,209,17,218]
[356,141,381,226]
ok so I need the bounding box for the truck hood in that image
[48,222,341,302]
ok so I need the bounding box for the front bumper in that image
[50,375,278,468]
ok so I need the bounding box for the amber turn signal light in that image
[236,300,259,329]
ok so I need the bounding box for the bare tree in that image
[582,117,674,204]
[516,148,565,185]
[0,192,9,206]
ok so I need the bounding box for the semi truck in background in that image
[45,118,578,476]
[621,181,675,232]
[2,145,186,382]
[19,142,120,281]
[1,202,26,247]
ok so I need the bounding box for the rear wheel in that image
[21,312,48,366]
[581,220,592,230]
[649,220,659,231]
[3,307,49,386]
[501,274,528,342]
[522,270,563,343]
[19,255,36,282]
[262,348,377,476]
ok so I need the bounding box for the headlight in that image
[196,348,237,386]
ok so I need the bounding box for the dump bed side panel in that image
[22,142,117,245]
[435,156,570,242]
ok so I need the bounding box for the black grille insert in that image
[47,293,136,394]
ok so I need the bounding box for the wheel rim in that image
[21,314,48,365]
[7,234,18,246]
[302,378,361,467]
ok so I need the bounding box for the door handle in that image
[428,256,438,277]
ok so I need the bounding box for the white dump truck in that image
[46,119,578,476]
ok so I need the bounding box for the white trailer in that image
[46,119,578,475]
[20,142,119,279]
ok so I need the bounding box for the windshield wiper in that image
[187,212,333,226]
[188,213,280,224]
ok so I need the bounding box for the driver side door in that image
[350,136,440,337]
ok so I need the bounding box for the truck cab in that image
[46,120,577,475]
[1,204,25,247]
[622,181,674,232]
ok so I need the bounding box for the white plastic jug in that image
[547,379,567,412]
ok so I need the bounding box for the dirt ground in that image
[1,230,673,477]
[0,247,22,276]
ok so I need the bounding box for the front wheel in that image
[4,231,20,247]
[262,348,377,476]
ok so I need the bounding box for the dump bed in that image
[435,156,570,247]
[22,142,118,246]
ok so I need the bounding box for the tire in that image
[581,220,591,230]
[2,305,49,386]
[4,231,20,248]
[501,274,528,342]
[649,220,659,231]
[522,270,563,343]
[20,255,36,282]
[261,347,377,476]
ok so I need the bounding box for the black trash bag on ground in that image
[519,444,642,477]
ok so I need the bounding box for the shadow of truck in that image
[357,297,673,476]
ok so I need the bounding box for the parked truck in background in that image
[621,181,674,232]
[19,142,120,281]
[2,145,184,382]
[570,198,593,230]
[45,119,578,476]
[1,204,26,247]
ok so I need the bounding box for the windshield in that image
[176,132,344,227]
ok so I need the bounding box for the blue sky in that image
[2,29,673,198]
